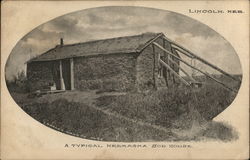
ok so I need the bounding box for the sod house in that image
[26,32,181,92]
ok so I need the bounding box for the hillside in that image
[10,80,239,142]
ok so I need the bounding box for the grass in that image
[18,96,238,142]
[20,99,176,142]
[96,83,236,129]
[9,76,240,142]
[19,97,238,142]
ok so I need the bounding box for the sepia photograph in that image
[1,1,249,159]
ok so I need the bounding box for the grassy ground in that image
[18,97,238,142]
[20,98,176,142]
[96,83,237,127]
[10,81,239,142]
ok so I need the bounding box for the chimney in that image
[60,38,64,46]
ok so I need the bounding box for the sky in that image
[5,6,242,81]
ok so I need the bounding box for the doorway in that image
[62,59,71,90]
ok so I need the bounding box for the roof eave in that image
[136,33,164,52]
[28,50,138,62]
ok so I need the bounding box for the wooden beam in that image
[157,52,161,78]
[161,40,169,86]
[138,33,163,52]
[70,58,74,90]
[163,36,240,82]
[159,59,190,86]
[168,57,196,83]
[152,44,156,89]
[172,47,194,58]
[166,45,171,80]
[154,42,190,63]
[153,42,237,93]
[201,72,237,93]
[59,60,62,79]
[59,60,65,90]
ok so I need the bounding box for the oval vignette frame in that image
[5,6,242,142]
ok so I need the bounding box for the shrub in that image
[6,71,30,93]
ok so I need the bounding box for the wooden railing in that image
[153,42,237,93]
[162,36,241,82]
[158,58,190,86]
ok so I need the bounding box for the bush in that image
[6,71,30,93]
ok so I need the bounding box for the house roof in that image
[29,32,163,62]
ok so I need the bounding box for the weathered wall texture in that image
[27,61,59,91]
[74,53,137,91]
[136,36,180,91]
[136,43,155,91]
[153,37,168,88]
[27,37,181,92]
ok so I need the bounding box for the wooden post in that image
[152,44,156,89]
[164,46,170,83]
[162,38,168,87]
[159,59,190,86]
[163,36,240,82]
[70,58,74,90]
[167,51,171,77]
[157,52,161,78]
[162,38,169,87]
[170,48,176,84]
[153,42,237,93]
[168,57,196,83]
[59,60,65,90]
[172,47,194,58]
[163,38,166,62]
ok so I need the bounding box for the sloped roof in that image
[29,32,162,62]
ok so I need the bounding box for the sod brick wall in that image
[135,36,181,91]
[26,37,180,92]
[74,53,137,91]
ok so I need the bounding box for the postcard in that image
[1,1,249,159]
